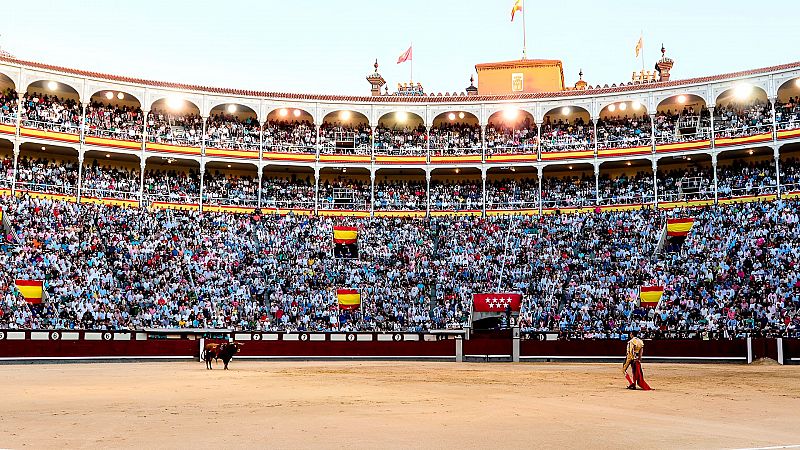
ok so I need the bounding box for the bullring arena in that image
[3,1,800,448]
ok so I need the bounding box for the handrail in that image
[15,181,77,195]
[81,187,140,200]
[21,119,80,134]
[84,127,142,141]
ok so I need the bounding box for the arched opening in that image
[485,109,536,155]
[597,101,650,149]
[374,112,425,156]
[779,143,800,194]
[717,147,776,198]
[320,110,370,155]
[22,80,81,134]
[656,153,714,203]
[143,156,201,204]
[206,104,260,152]
[85,90,144,141]
[777,78,800,131]
[486,166,538,210]
[318,167,371,211]
[81,150,141,200]
[430,111,481,156]
[203,161,259,206]
[16,143,79,196]
[598,159,654,205]
[429,167,482,211]
[263,108,315,154]
[656,94,710,144]
[261,165,315,211]
[373,168,426,211]
[541,164,595,209]
[0,140,13,190]
[0,73,18,126]
[540,106,592,153]
[714,85,771,139]
[148,97,202,147]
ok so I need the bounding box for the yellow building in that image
[474,59,565,95]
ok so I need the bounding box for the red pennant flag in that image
[397,46,412,64]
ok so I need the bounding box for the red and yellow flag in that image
[15,280,44,304]
[511,0,523,21]
[635,35,643,57]
[333,226,358,245]
[666,218,695,237]
[337,289,361,310]
[639,286,664,307]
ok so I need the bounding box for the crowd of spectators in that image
[0,153,13,189]
[596,115,651,149]
[714,101,773,138]
[598,171,655,205]
[657,165,714,202]
[717,159,777,198]
[777,96,800,130]
[319,123,371,155]
[374,180,427,210]
[142,168,200,203]
[262,120,317,153]
[541,174,596,208]
[203,172,258,206]
[1,196,797,336]
[540,117,593,153]
[80,161,140,199]
[429,180,482,210]
[21,93,81,132]
[0,88,17,124]
[781,157,800,193]
[147,109,203,146]
[317,178,371,210]
[205,114,260,151]
[428,124,482,156]
[374,124,426,154]
[485,120,537,155]
[84,101,144,141]
[485,178,539,210]
[655,106,712,144]
[14,156,78,195]
[261,175,316,210]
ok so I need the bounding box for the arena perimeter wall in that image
[0,330,796,364]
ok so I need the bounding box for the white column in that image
[199,160,205,212]
[370,169,376,217]
[425,126,431,163]
[709,106,716,148]
[79,102,87,144]
[313,167,320,215]
[770,96,777,141]
[76,151,84,201]
[257,165,264,208]
[139,159,146,204]
[774,146,781,199]
[712,153,718,204]
[11,142,19,196]
[594,163,600,205]
[370,126,376,162]
[480,123,486,163]
[481,167,487,217]
[652,158,658,207]
[536,123,542,161]
[650,113,656,152]
[315,125,321,161]
[201,116,208,156]
[592,117,598,156]
[537,165,543,214]
[426,170,431,217]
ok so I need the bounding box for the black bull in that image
[201,342,243,370]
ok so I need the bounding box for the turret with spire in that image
[655,44,674,82]
[366,59,386,96]
[466,75,478,96]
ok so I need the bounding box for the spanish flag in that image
[337,289,361,310]
[511,0,522,21]
[15,279,45,304]
[333,226,359,259]
[666,218,695,236]
[639,286,664,307]
[635,35,643,57]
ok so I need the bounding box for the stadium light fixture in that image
[105,91,114,100]
[340,111,352,120]
[455,168,460,174]
[632,101,642,110]
[626,161,632,166]
[396,111,408,122]
[106,154,110,158]
[568,165,573,170]
[342,167,347,173]
[748,150,754,155]
[41,146,46,150]
[448,112,456,121]
[458,112,465,119]
[677,95,687,104]
[279,108,288,117]
[166,95,184,110]
[47,81,58,91]
[227,164,232,168]
[733,83,753,100]
[608,104,616,112]
[619,103,627,111]
[117,92,124,100]
[561,107,571,115]
[503,108,519,120]
[510,167,516,172]
[796,78,800,88]
[293,109,301,118]
[227,104,237,114]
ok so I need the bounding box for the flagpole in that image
[410,42,413,84]
[521,1,527,60]
[640,31,645,75]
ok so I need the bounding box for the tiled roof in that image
[1,55,798,103]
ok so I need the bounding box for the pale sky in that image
[2,0,798,96]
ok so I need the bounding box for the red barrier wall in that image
[0,339,198,359]
[520,339,748,361]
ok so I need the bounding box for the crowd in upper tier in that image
[0,195,798,337]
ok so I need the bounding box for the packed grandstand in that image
[0,55,799,338]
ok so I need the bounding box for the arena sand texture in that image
[1,361,799,449]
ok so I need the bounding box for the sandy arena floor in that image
[1,361,799,449]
